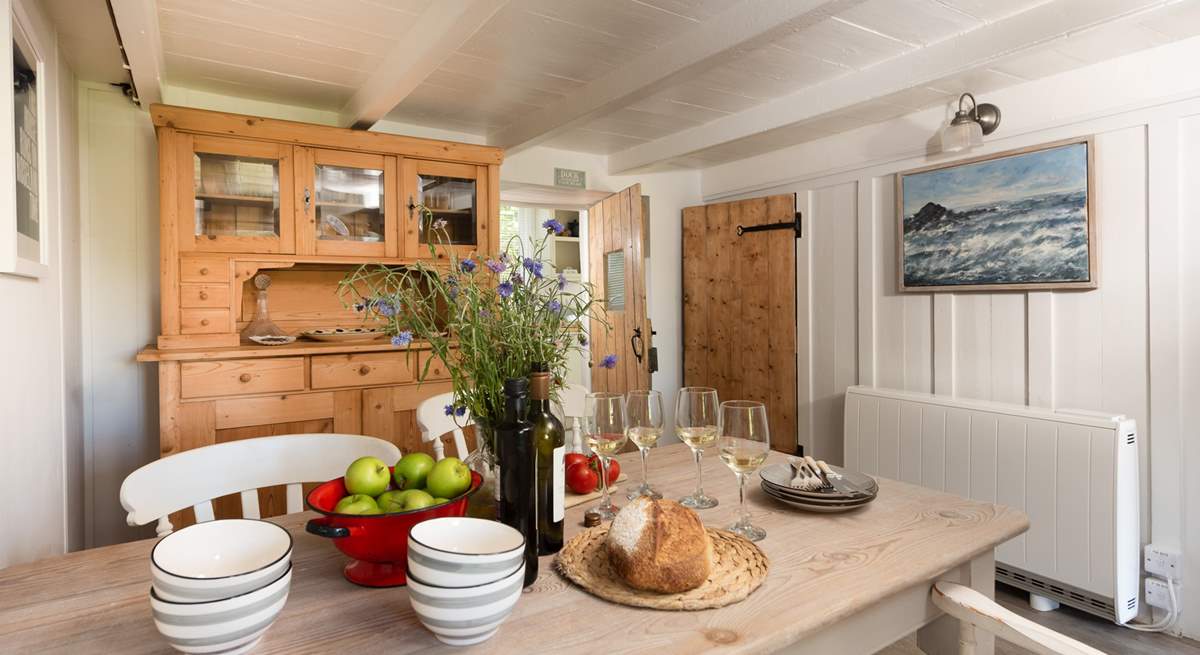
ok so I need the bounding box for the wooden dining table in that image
[0,443,1026,654]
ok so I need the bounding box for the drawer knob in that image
[358,365,372,376]
[200,318,210,326]
[199,267,209,275]
[238,373,252,383]
[199,290,209,300]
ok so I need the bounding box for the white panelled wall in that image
[701,39,1200,636]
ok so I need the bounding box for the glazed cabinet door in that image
[402,159,488,259]
[179,135,295,254]
[295,148,399,258]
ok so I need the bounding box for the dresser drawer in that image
[418,351,452,381]
[180,283,230,308]
[181,358,306,399]
[181,256,230,283]
[311,352,415,389]
[181,308,231,334]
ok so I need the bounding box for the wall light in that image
[940,93,1001,153]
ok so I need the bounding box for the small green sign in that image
[554,168,586,189]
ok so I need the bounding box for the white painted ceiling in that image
[100,0,1200,171]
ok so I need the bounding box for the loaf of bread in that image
[605,497,713,593]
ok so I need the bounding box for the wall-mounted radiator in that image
[843,386,1139,624]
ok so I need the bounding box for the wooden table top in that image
[0,444,1027,654]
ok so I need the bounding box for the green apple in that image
[334,494,379,515]
[376,489,414,513]
[344,456,391,496]
[401,489,436,511]
[432,498,449,505]
[393,452,436,490]
[426,457,472,499]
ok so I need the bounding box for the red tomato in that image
[564,452,590,471]
[566,461,598,495]
[588,453,620,485]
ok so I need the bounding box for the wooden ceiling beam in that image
[607,0,1176,173]
[339,0,510,130]
[108,0,164,106]
[486,0,856,155]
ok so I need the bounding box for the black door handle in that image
[630,327,644,364]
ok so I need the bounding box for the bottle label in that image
[553,445,565,522]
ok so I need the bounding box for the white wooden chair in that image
[120,433,400,537]
[931,582,1106,655]
[416,391,472,460]
[553,383,588,453]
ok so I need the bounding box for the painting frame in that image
[895,136,1097,293]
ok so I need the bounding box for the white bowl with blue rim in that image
[151,519,292,603]
[150,563,292,655]
[407,517,524,588]
[406,563,524,646]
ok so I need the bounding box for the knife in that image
[809,457,872,498]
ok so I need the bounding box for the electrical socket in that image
[1145,577,1172,610]
[1145,544,1182,580]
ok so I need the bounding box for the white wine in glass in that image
[626,390,664,500]
[718,400,770,541]
[676,387,720,509]
[585,392,627,521]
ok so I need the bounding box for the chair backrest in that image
[931,582,1106,655]
[120,433,400,536]
[553,383,588,453]
[416,391,472,460]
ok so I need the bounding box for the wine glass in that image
[585,392,627,521]
[676,387,719,509]
[625,390,664,500]
[718,400,770,541]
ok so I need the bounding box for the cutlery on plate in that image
[788,457,824,491]
[812,459,872,497]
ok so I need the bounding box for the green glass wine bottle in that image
[529,365,565,554]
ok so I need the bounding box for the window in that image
[1,3,46,277]
[605,250,625,310]
[498,204,520,256]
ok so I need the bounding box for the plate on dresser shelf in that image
[248,335,296,346]
[300,327,388,343]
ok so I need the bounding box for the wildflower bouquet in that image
[337,210,615,446]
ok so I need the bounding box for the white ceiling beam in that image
[487,0,857,154]
[340,0,510,129]
[108,0,164,106]
[607,0,1177,173]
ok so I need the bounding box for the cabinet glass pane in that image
[193,152,280,238]
[418,174,476,245]
[315,165,384,243]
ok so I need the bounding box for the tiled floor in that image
[878,584,1200,655]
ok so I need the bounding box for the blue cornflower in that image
[577,333,588,346]
[511,271,524,286]
[542,219,565,235]
[448,285,459,300]
[557,272,567,291]
[485,258,506,274]
[373,298,397,317]
[522,257,544,279]
[497,281,514,298]
[547,299,562,313]
[460,258,477,273]
[353,302,366,312]
[443,404,455,416]
[600,354,618,369]
[455,406,467,417]
[391,331,413,347]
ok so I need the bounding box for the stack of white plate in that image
[758,463,879,513]
[406,517,526,646]
[150,519,294,654]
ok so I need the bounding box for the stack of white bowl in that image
[406,517,526,646]
[150,519,294,655]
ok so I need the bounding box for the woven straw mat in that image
[555,526,769,610]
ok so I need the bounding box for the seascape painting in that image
[898,139,1094,291]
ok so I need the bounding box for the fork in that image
[788,457,824,491]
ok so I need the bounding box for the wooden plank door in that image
[682,194,797,454]
[587,184,651,393]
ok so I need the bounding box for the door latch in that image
[631,327,645,364]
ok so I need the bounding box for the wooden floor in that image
[879,584,1200,654]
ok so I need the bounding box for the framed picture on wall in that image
[895,136,1096,292]
[0,0,47,278]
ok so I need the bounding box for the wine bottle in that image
[496,377,539,587]
[529,365,565,555]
